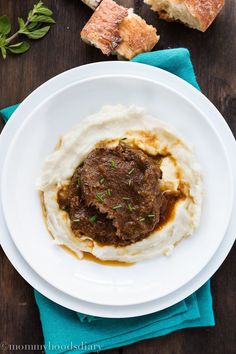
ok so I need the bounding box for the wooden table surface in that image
[0,1,235,353]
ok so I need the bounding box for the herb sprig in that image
[96,192,104,202]
[99,177,105,184]
[0,1,55,59]
[72,218,80,223]
[127,203,133,212]
[113,204,122,210]
[107,189,112,196]
[110,160,116,168]
[89,215,98,223]
[128,168,135,175]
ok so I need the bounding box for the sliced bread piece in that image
[116,10,159,60]
[144,0,225,31]
[81,0,159,59]
[81,0,128,55]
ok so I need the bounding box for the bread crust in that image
[185,0,224,31]
[145,0,225,31]
[117,14,159,59]
[81,0,128,55]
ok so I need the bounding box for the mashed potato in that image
[36,105,203,263]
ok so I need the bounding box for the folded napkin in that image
[0,48,214,354]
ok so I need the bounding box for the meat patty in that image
[58,142,179,246]
[58,167,118,245]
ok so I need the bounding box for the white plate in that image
[1,65,234,306]
[0,62,235,316]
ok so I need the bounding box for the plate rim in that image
[0,61,235,317]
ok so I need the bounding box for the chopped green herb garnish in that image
[128,178,132,186]
[122,197,130,201]
[72,218,80,223]
[99,177,105,184]
[127,203,133,212]
[113,204,122,210]
[148,214,155,218]
[77,177,81,187]
[139,217,145,222]
[107,189,112,196]
[111,160,116,168]
[96,192,104,202]
[128,168,135,175]
[89,215,98,222]
[121,137,127,140]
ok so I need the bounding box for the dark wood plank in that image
[0,0,235,353]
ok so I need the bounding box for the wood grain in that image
[0,1,235,353]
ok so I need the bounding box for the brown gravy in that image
[83,252,134,266]
[61,245,133,266]
[156,194,184,231]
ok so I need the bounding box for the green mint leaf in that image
[36,6,53,16]
[36,1,44,8]
[18,17,26,31]
[1,46,7,59]
[7,41,30,54]
[0,15,11,35]
[30,15,55,23]
[28,9,33,21]
[26,22,39,31]
[32,1,43,15]
[0,36,7,47]
[23,25,50,39]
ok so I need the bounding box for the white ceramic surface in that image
[0,62,235,316]
[1,71,234,306]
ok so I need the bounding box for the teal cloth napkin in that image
[0,48,214,354]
